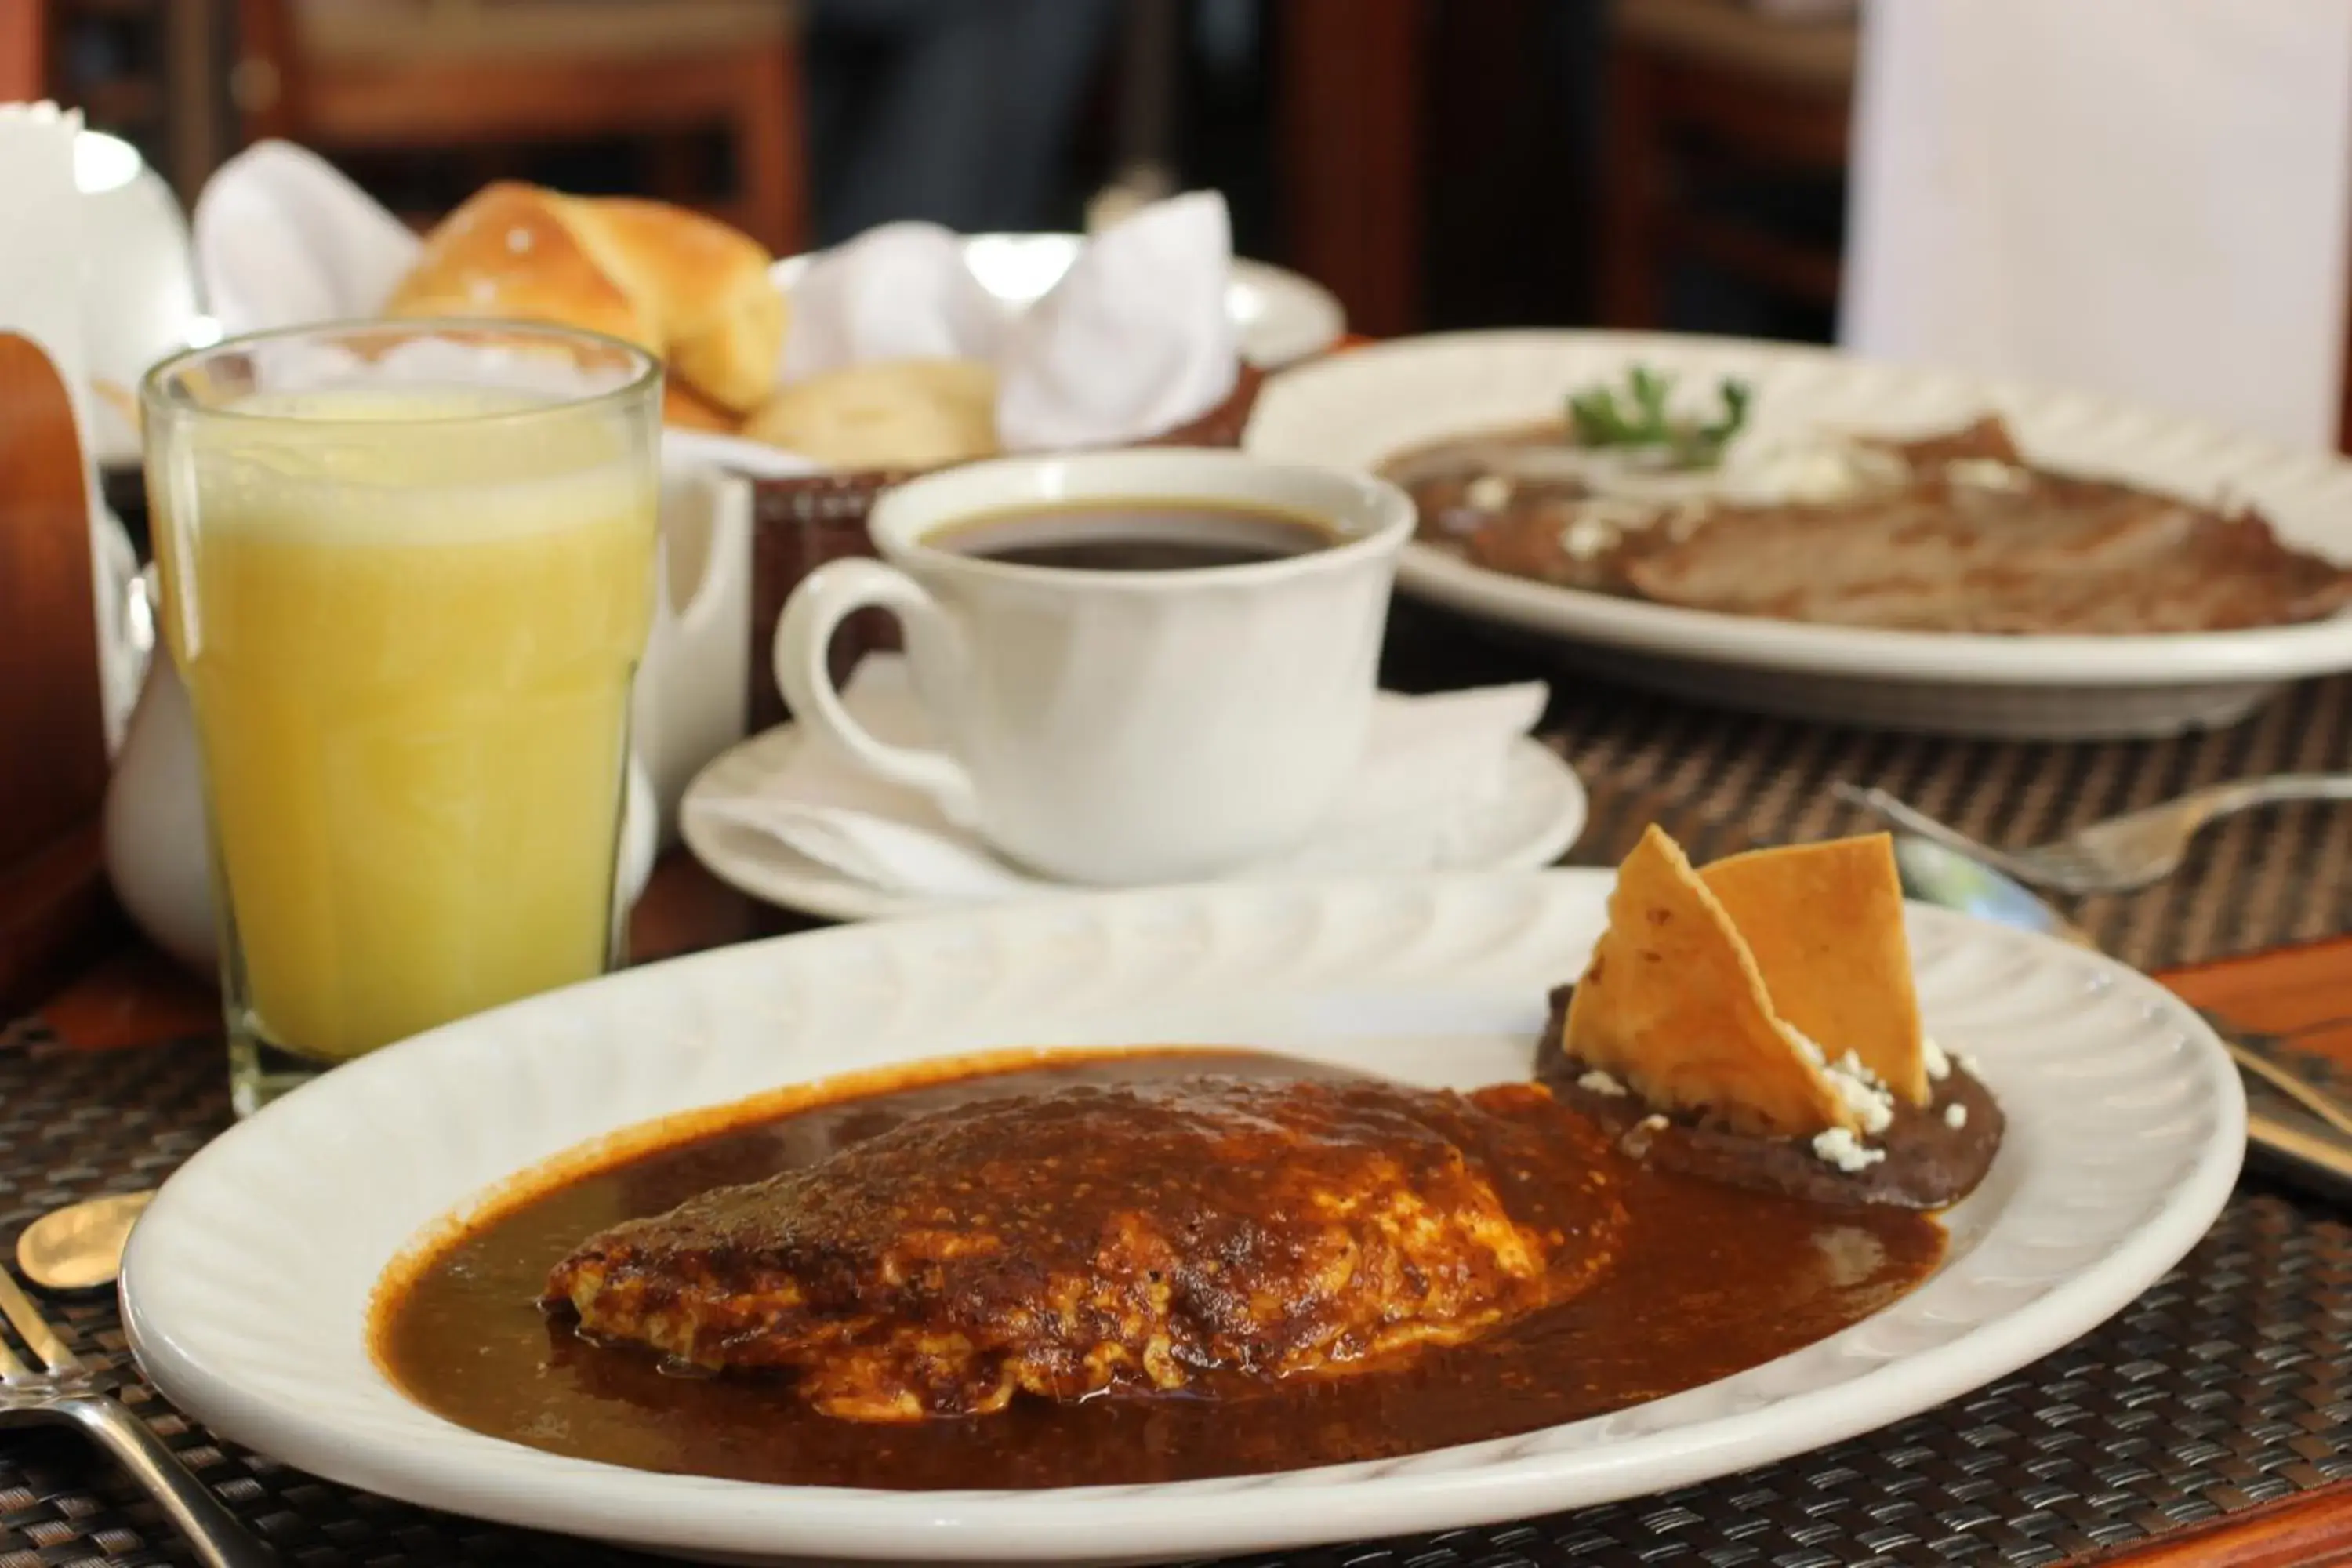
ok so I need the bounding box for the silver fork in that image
[1835,775,2352,895]
[0,1268,277,1566]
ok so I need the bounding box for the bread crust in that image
[386,183,786,417]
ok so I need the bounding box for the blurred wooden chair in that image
[0,0,42,100]
[2340,298,2352,455]
[1279,0,1423,339]
[1596,0,1856,328]
[38,0,234,201]
[0,333,118,1011]
[233,0,808,252]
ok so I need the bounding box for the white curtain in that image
[1839,0,2352,452]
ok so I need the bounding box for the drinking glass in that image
[142,321,662,1116]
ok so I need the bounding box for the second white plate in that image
[1246,331,2352,739]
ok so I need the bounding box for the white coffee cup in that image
[773,448,1413,886]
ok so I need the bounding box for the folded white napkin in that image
[992,191,1237,450]
[779,220,1007,378]
[0,104,94,446]
[194,140,423,333]
[194,140,1237,452]
[687,658,1549,900]
[1841,0,2352,451]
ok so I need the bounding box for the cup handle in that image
[773,558,982,827]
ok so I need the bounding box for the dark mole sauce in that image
[374,1051,1944,1490]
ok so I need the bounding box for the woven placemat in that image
[3,699,2347,1564]
[0,1016,2343,1568]
[1381,601,2352,974]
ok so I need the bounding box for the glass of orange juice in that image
[142,321,662,1116]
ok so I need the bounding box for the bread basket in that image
[742,363,1265,732]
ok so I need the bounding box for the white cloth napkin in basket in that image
[686,657,1551,901]
[194,141,1238,452]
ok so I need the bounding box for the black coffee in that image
[935,501,1339,572]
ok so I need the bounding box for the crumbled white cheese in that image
[1464,473,1513,511]
[1820,1051,1896,1136]
[1829,1076,1894,1135]
[1502,431,1908,524]
[1560,514,1622,561]
[1570,495,1667,530]
[1790,1033,1898,1134]
[1558,495,1668,560]
[1722,445,1866,506]
[1944,457,2030,492]
[1944,1102,1969,1130]
[1618,1111,1673,1160]
[1834,1050,1884,1089]
[1922,1035,1951,1081]
[1576,1069,1628,1098]
[1714,437,1910,507]
[1811,1126,1887,1174]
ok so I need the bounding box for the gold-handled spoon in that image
[16,1191,154,1291]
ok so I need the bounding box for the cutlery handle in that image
[62,1396,278,1566]
[1835,785,1989,862]
[2220,1036,2352,1142]
[2207,774,2352,817]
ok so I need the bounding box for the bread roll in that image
[744,358,1000,469]
[384,183,786,416]
[383,183,655,348]
[564,197,784,415]
[662,376,741,434]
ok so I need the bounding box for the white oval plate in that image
[676,719,1587,923]
[1245,332,2352,739]
[775,233,1345,372]
[122,873,2242,1566]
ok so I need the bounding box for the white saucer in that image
[681,720,1588,923]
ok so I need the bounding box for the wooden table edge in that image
[2088,1480,2352,1567]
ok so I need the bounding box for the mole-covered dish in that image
[371,827,2001,1490]
[1383,367,2352,634]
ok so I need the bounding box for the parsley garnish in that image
[1566,366,1752,468]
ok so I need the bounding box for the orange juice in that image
[151,386,657,1065]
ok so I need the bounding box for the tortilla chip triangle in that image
[1562,826,1855,1138]
[1700,834,1929,1106]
